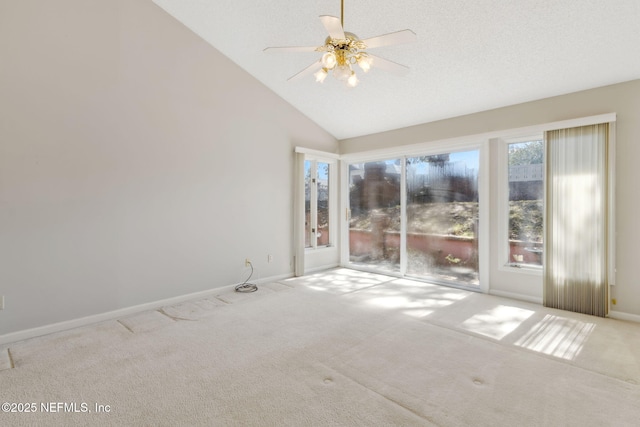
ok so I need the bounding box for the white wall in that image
[341,80,640,319]
[0,0,338,337]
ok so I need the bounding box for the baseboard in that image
[249,272,294,285]
[0,272,295,346]
[304,264,340,274]
[609,310,640,323]
[488,289,543,305]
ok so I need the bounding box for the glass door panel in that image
[305,160,332,249]
[406,151,480,286]
[348,159,401,273]
[304,160,312,248]
[317,162,330,247]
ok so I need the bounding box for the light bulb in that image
[357,55,372,72]
[347,72,359,87]
[321,52,337,69]
[314,68,328,83]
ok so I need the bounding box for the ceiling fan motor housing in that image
[321,32,370,75]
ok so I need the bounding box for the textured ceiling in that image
[152,0,640,140]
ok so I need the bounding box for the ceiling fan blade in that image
[362,29,417,49]
[264,46,319,54]
[287,59,323,81]
[319,15,345,40]
[368,54,410,75]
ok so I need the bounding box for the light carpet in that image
[1,268,639,426]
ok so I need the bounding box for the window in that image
[305,160,333,249]
[345,144,486,289]
[504,137,544,269]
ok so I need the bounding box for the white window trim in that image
[295,146,340,159]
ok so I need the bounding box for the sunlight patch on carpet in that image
[514,314,596,360]
[461,305,535,340]
[345,278,470,319]
[283,268,395,294]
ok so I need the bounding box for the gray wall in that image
[0,0,338,336]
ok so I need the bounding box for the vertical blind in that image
[543,123,609,317]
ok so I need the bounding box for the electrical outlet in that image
[245,258,251,267]
[611,298,617,305]
[0,295,4,310]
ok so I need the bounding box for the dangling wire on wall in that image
[235,261,258,293]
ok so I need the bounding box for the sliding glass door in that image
[348,159,401,273]
[348,150,480,288]
[406,151,480,286]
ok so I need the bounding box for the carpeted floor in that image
[1,268,639,426]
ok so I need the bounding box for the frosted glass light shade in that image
[357,55,372,72]
[321,52,337,69]
[347,72,359,87]
[314,68,328,83]
[333,64,352,81]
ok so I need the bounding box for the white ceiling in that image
[152,0,640,140]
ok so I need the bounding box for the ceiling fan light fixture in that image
[265,0,416,88]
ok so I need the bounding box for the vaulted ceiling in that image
[152,0,640,140]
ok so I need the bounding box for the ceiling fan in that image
[264,0,416,87]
